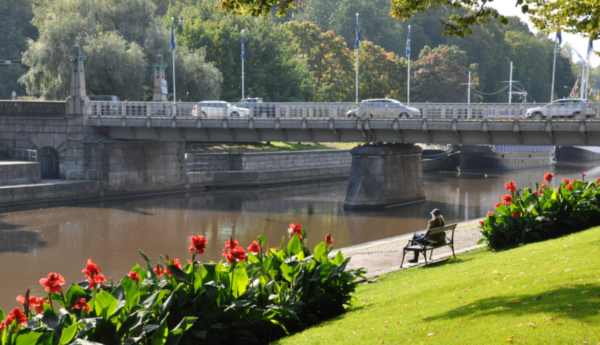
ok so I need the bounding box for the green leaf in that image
[94,291,118,319]
[166,264,190,285]
[70,340,104,345]
[286,235,302,256]
[280,263,294,283]
[151,315,169,345]
[139,250,152,265]
[121,276,140,312]
[164,329,183,345]
[15,332,42,345]
[41,309,59,330]
[333,251,344,265]
[232,268,249,298]
[59,322,79,345]
[140,290,168,309]
[258,236,266,248]
[0,308,5,322]
[313,242,327,263]
[201,263,217,283]
[173,317,197,332]
[65,284,88,309]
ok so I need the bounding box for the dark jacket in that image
[426,218,446,243]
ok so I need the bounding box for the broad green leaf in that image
[232,268,249,298]
[65,284,88,309]
[139,250,152,265]
[201,263,217,283]
[165,264,190,285]
[278,236,285,252]
[551,188,558,200]
[121,276,140,312]
[495,205,509,216]
[286,235,302,256]
[151,314,169,345]
[193,266,203,293]
[280,263,294,283]
[59,322,79,345]
[257,236,266,248]
[269,319,289,335]
[334,251,344,265]
[141,290,168,309]
[313,242,327,263]
[164,329,183,345]
[173,317,198,332]
[0,308,5,322]
[94,291,118,319]
[15,332,42,345]
[41,309,59,330]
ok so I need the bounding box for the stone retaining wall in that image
[0,181,99,206]
[0,162,41,186]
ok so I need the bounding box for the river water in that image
[1,164,599,311]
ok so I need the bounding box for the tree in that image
[0,0,38,58]
[19,0,222,101]
[356,41,406,101]
[411,45,476,103]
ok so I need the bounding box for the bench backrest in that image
[425,223,457,242]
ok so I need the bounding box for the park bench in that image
[400,223,457,267]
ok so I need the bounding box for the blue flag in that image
[406,28,411,58]
[242,35,245,61]
[556,31,562,45]
[588,38,594,56]
[355,23,361,49]
[171,20,175,51]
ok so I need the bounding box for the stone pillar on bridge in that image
[66,45,90,115]
[152,55,168,102]
[344,144,425,210]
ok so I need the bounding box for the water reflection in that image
[0,164,598,311]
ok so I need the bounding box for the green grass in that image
[186,142,359,153]
[273,227,600,345]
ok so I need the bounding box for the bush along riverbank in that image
[0,225,365,345]
[479,172,600,250]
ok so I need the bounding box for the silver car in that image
[191,101,250,118]
[526,99,595,119]
[351,99,420,119]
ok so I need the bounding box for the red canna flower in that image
[494,202,501,208]
[566,182,573,192]
[82,259,101,278]
[487,211,495,216]
[189,236,208,255]
[31,297,48,314]
[92,273,106,289]
[222,247,247,263]
[544,172,554,183]
[511,212,521,218]
[562,178,570,184]
[288,223,303,239]
[39,272,66,294]
[505,181,517,193]
[501,194,513,205]
[597,177,600,184]
[224,237,239,250]
[0,307,28,331]
[153,263,164,278]
[71,298,90,313]
[583,173,587,177]
[247,241,260,254]
[222,250,234,264]
[326,234,333,246]
[541,182,548,189]
[164,257,182,278]
[479,221,485,227]
[129,271,140,284]
[16,292,44,313]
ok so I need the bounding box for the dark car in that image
[235,98,284,117]
[89,95,121,115]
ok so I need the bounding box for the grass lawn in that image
[186,142,359,153]
[273,227,600,345]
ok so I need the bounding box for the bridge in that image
[90,101,600,146]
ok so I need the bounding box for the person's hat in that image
[430,209,441,216]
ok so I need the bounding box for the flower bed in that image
[479,172,600,250]
[0,225,364,345]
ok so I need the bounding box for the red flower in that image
[562,178,570,184]
[39,272,66,294]
[487,211,495,216]
[164,257,182,278]
[326,234,333,245]
[82,259,101,278]
[32,297,48,314]
[288,223,303,239]
[224,237,239,249]
[541,182,548,189]
[90,273,106,289]
[478,221,485,227]
[189,235,208,255]
[222,250,234,264]
[597,177,600,184]
[544,172,554,183]
[501,194,513,205]
[129,271,140,284]
[505,181,517,193]
[511,212,521,218]
[71,298,90,313]
[566,182,573,192]
[153,263,164,278]
[16,292,44,313]
[583,173,587,177]
[247,241,260,254]
[0,307,28,331]
[494,202,501,208]
[223,247,247,263]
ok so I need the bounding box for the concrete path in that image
[333,219,486,278]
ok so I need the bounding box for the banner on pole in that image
[170,21,175,51]
[355,23,361,49]
[160,80,168,95]
[406,28,411,58]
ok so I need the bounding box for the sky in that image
[488,2,598,68]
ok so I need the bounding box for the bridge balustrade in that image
[89,101,600,121]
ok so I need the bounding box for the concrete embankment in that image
[0,149,352,211]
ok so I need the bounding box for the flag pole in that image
[171,17,176,104]
[242,29,245,100]
[407,25,411,105]
[356,13,359,111]
[550,33,558,103]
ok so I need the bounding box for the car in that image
[235,98,284,117]
[350,99,420,119]
[89,95,121,115]
[88,95,121,102]
[191,101,250,118]
[526,98,596,119]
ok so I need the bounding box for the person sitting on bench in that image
[408,209,445,263]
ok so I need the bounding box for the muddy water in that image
[1,164,599,311]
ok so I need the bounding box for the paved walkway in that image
[334,219,486,278]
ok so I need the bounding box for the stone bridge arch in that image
[37,147,60,179]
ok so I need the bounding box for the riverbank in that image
[274,226,600,345]
[335,218,485,277]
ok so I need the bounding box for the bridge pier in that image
[343,144,425,210]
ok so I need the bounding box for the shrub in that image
[479,173,600,250]
[0,226,364,345]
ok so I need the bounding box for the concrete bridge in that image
[1,46,598,210]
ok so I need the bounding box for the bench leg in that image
[429,249,434,260]
[423,250,428,265]
[400,249,407,268]
[450,243,456,259]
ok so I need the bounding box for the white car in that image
[349,99,420,119]
[526,99,596,119]
[191,101,250,118]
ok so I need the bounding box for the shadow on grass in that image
[425,284,600,324]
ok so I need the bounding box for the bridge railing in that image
[90,101,600,120]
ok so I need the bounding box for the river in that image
[1,164,599,311]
